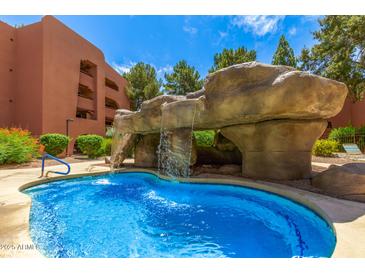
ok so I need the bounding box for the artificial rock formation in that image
[221,119,327,180]
[111,133,137,168]
[158,128,197,177]
[134,134,160,168]
[312,164,365,202]
[113,62,348,180]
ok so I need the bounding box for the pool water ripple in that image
[24,172,336,258]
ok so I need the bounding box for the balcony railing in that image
[77,96,94,111]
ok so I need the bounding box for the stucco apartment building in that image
[329,98,365,129]
[0,16,130,154]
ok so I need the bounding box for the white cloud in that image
[231,16,285,36]
[112,61,136,74]
[113,62,173,81]
[288,27,297,36]
[219,31,228,38]
[157,65,173,74]
[156,64,173,79]
[183,25,198,35]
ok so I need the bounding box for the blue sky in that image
[0,15,321,80]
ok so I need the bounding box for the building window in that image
[105,118,114,127]
[105,78,119,91]
[78,84,94,99]
[76,108,95,120]
[80,60,94,77]
[105,97,119,109]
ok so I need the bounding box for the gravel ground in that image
[312,153,365,165]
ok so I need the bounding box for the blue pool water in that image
[24,172,336,258]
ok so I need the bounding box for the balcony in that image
[105,77,119,91]
[76,108,95,120]
[80,60,95,77]
[78,84,94,100]
[79,71,94,89]
[77,96,94,111]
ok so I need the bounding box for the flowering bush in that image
[0,128,40,165]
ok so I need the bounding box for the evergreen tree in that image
[123,62,162,110]
[209,47,256,73]
[272,35,297,67]
[298,16,365,100]
[164,60,203,95]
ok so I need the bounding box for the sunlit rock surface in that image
[113,62,348,180]
[312,163,365,202]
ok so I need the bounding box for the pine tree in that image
[298,16,365,100]
[272,35,297,67]
[123,62,162,110]
[209,47,256,73]
[164,60,203,95]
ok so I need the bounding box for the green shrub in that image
[328,126,356,141]
[101,138,112,156]
[193,130,215,147]
[0,128,40,165]
[328,125,365,152]
[76,134,104,158]
[39,133,70,156]
[312,139,340,157]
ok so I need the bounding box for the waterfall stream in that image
[157,102,197,179]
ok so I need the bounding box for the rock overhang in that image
[114,62,348,134]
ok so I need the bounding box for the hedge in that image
[102,138,112,156]
[39,133,70,156]
[76,134,104,158]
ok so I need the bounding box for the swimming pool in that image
[24,172,336,258]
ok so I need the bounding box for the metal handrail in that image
[40,153,71,177]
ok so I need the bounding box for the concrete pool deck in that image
[0,160,364,258]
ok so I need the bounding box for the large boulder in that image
[312,163,365,202]
[115,62,348,134]
[110,133,137,168]
[114,95,186,134]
